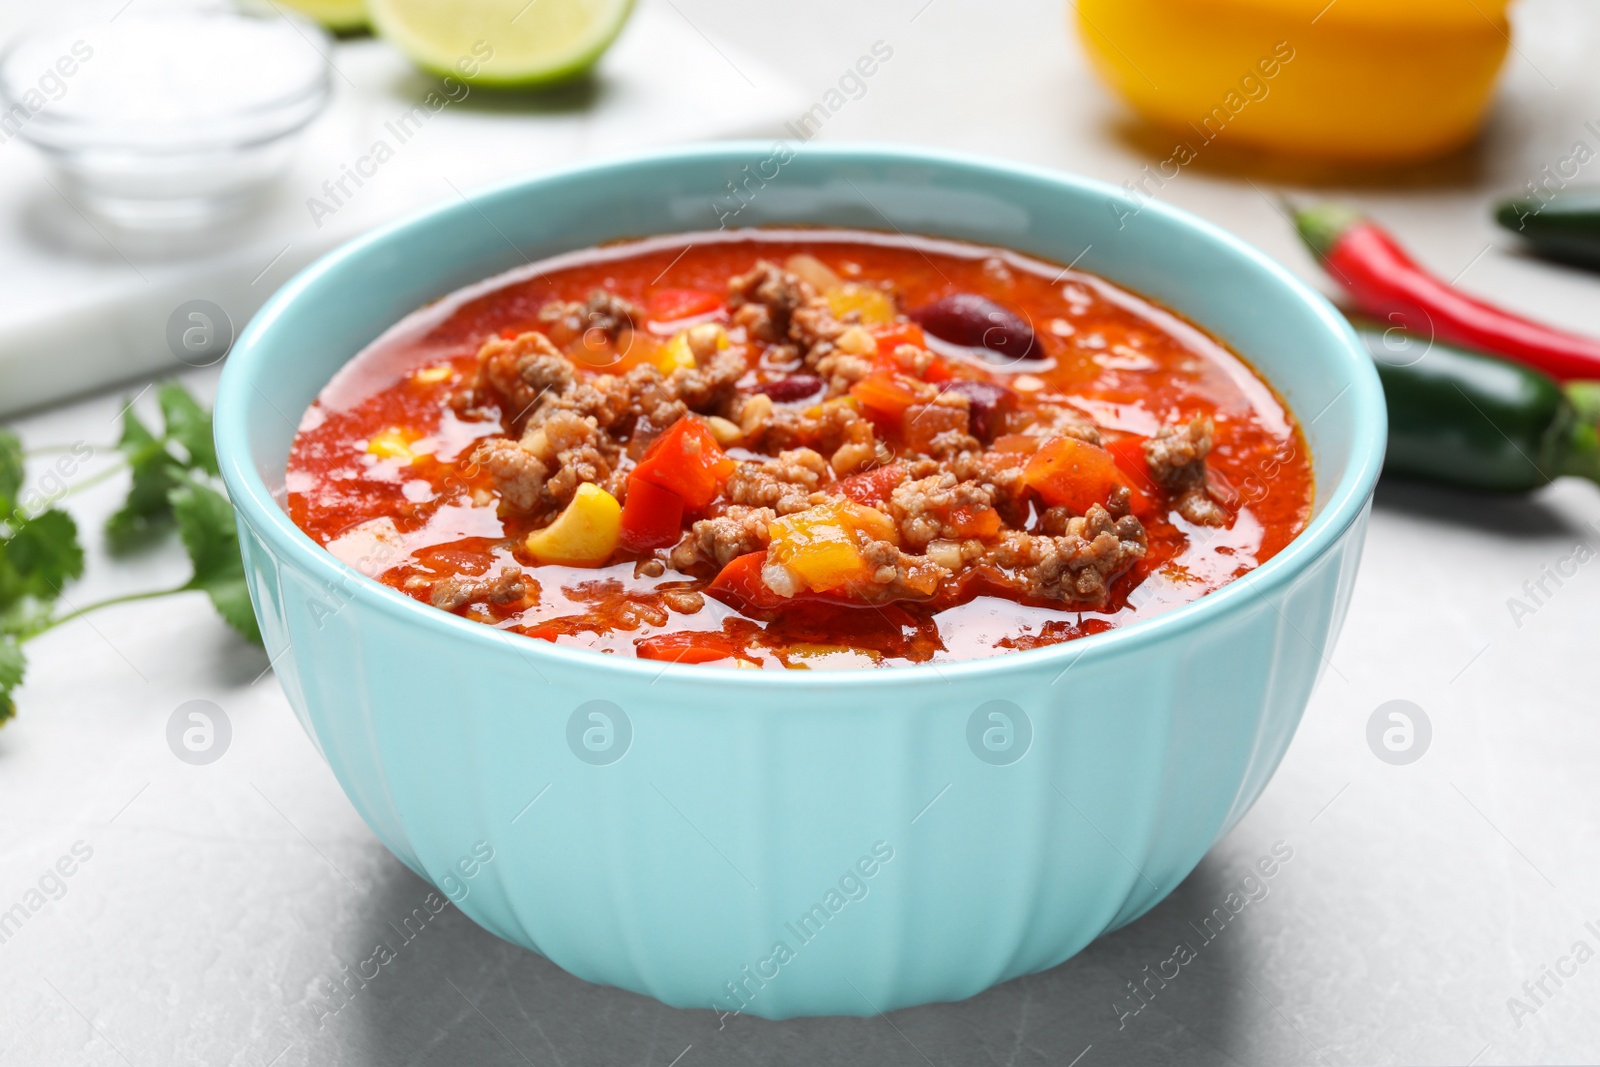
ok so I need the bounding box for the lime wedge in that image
[368,0,635,87]
[277,0,369,32]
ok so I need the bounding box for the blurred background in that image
[2,1,1599,1064]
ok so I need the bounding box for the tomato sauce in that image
[286,230,1313,668]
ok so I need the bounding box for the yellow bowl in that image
[1076,0,1511,164]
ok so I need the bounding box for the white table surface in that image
[3,1,1600,1064]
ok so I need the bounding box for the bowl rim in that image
[215,141,1386,689]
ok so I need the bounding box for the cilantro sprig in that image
[0,382,262,724]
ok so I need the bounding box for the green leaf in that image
[172,481,262,645]
[115,403,160,457]
[0,550,22,613]
[0,636,23,727]
[0,595,54,642]
[7,509,84,598]
[0,429,21,516]
[157,382,218,476]
[107,406,180,553]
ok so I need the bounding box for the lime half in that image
[368,0,635,87]
[277,0,369,33]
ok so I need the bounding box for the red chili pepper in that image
[618,478,684,552]
[1295,204,1600,381]
[630,416,737,510]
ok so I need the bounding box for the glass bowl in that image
[0,2,331,231]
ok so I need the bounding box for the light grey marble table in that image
[3,0,1599,1064]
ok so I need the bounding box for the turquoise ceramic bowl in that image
[215,144,1384,1019]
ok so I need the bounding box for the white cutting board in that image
[0,0,806,416]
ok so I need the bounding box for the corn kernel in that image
[685,323,730,360]
[366,428,417,463]
[412,365,454,384]
[706,415,743,447]
[525,483,622,566]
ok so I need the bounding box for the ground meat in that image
[670,347,748,414]
[987,504,1146,606]
[790,303,850,350]
[1021,402,1101,445]
[739,396,878,475]
[474,407,617,516]
[472,330,576,422]
[887,473,1000,549]
[472,321,748,437]
[428,566,527,611]
[859,541,944,599]
[539,289,640,343]
[1144,416,1212,488]
[1039,486,1138,537]
[725,449,831,515]
[946,450,1030,522]
[728,261,815,342]
[660,590,705,614]
[813,349,874,395]
[1145,416,1227,526]
[669,506,776,573]
[471,438,548,511]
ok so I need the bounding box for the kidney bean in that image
[755,373,825,403]
[911,293,1036,361]
[942,379,1014,440]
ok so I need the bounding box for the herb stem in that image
[59,461,129,499]
[24,443,114,457]
[29,583,192,639]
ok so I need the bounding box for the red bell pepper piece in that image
[871,321,927,354]
[948,503,1002,539]
[1296,203,1600,381]
[849,371,925,422]
[1105,436,1160,516]
[630,416,737,510]
[648,288,723,323]
[1024,436,1124,514]
[835,462,906,506]
[619,478,684,552]
[705,551,790,613]
[636,631,747,664]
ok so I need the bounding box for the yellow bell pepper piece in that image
[767,500,897,593]
[655,331,697,373]
[826,285,896,327]
[1076,0,1509,164]
[525,483,622,566]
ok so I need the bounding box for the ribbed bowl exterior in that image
[217,145,1385,1018]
